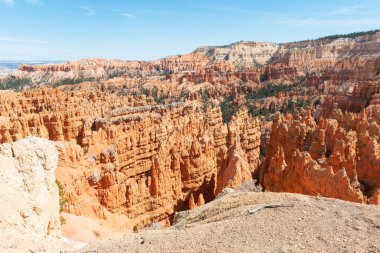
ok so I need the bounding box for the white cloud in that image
[122,12,133,19]
[82,7,95,16]
[0,0,15,6]
[0,0,42,5]
[0,37,48,44]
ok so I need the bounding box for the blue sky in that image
[0,0,379,61]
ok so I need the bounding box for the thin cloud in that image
[329,5,365,15]
[317,5,366,18]
[81,6,135,19]
[269,2,380,28]
[122,12,133,19]
[0,0,42,5]
[273,17,380,27]
[0,37,48,44]
[0,0,15,6]
[97,7,136,18]
[82,7,95,16]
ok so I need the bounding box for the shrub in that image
[200,90,210,110]
[0,76,32,91]
[252,60,264,68]
[139,84,150,96]
[319,30,380,40]
[205,48,216,57]
[137,85,165,103]
[118,90,127,96]
[179,89,188,99]
[151,87,165,104]
[246,82,301,101]
[286,99,295,113]
[259,73,268,82]
[236,180,263,192]
[60,216,66,225]
[108,70,127,79]
[259,147,266,161]
[314,98,321,108]
[247,104,271,120]
[56,180,67,224]
[285,29,380,44]
[52,77,96,87]
[220,95,238,123]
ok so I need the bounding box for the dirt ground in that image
[72,191,380,253]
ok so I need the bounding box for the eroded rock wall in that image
[8,32,380,93]
[0,88,261,228]
[262,109,380,204]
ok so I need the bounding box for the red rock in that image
[263,109,380,204]
[188,194,196,210]
[197,193,205,206]
[0,88,261,229]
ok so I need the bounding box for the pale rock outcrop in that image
[0,136,63,251]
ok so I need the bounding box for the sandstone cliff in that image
[3,31,379,96]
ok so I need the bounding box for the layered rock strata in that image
[0,88,261,228]
[5,32,379,97]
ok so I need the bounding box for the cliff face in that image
[0,137,62,251]
[3,33,378,127]
[0,88,261,228]
[262,109,380,204]
[7,32,379,95]
[273,33,380,70]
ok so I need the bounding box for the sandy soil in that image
[61,213,125,243]
[72,191,380,253]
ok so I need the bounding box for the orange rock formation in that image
[0,31,379,229]
[0,88,261,228]
[262,109,380,204]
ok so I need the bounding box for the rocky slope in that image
[74,191,380,253]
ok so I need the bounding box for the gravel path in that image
[74,192,380,253]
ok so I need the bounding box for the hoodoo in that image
[0,4,380,250]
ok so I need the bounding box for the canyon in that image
[0,30,380,251]
[0,88,261,232]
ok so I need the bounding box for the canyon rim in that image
[0,1,380,252]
